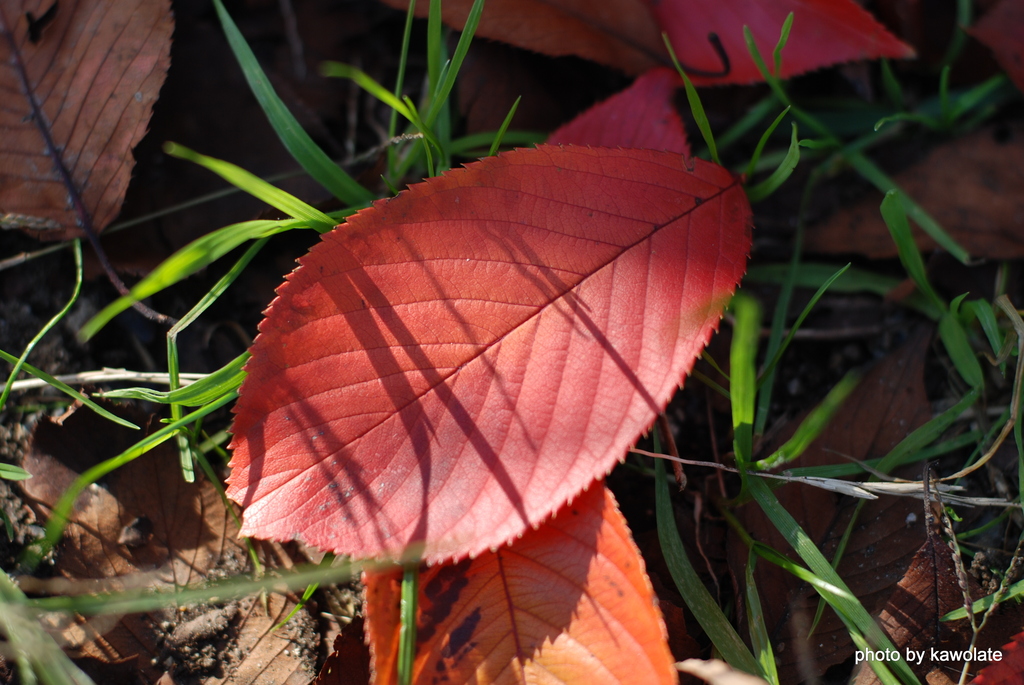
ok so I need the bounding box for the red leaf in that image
[969,0,1024,95]
[548,67,691,154]
[228,144,751,563]
[646,0,913,85]
[971,630,1024,685]
[364,484,677,684]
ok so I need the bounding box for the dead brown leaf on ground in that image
[21,402,316,683]
[0,0,173,241]
[731,326,934,682]
[806,123,1024,260]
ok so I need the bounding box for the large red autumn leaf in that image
[0,0,173,240]
[228,144,751,563]
[648,0,914,85]
[365,483,676,684]
[548,67,690,154]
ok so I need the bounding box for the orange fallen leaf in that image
[364,484,676,684]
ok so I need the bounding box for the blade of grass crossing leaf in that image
[212,0,372,205]
[758,264,851,386]
[0,240,83,412]
[80,219,298,340]
[745,552,779,684]
[746,478,921,684]
[880,190,946,311]
[746,123,800,203]
[164,144,335,228]
[425,0,486,128]
[744,107,791,179]
[654,459,762,676]
[663,35,720,165]
[0,350,139,429]
[399,563,419,685]
[755,370,860,471]
[731,294,760,468]
[488,96,520,157]
[771,13,794,76]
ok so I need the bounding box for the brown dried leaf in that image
[731,326,934,682]
[0,0,172,240]
[806,123,1024,259]
[22,403,314,683]
[853,522,972,685]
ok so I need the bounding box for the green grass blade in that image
[0,240,83,412]
[0,349,139,430]
[426,0,444,95]
[880,60,904,109]
[488,96,521,157]
[655,458,762,676]
[939,311,985,390]
[746,123,800,203]
[944,576,1024,621]
[755,370,860,471]
[398,563,420,685]
[880,190,946,311]
[102,354,249,407]
[745,262,943,320]
[80,219,298,341]
[425,0,486,128]
[758,264,851,386]
[745,551,779,684]
[164,143,335,229]
[746,478,921,684]
[731,294,761,468]
[0,464,31,481]
[212,0,373,205]
[663,35,720,165]
[321,62,415,121]
[965,299,1004,356]
[771,13,794,76]
[744,107,791,179]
